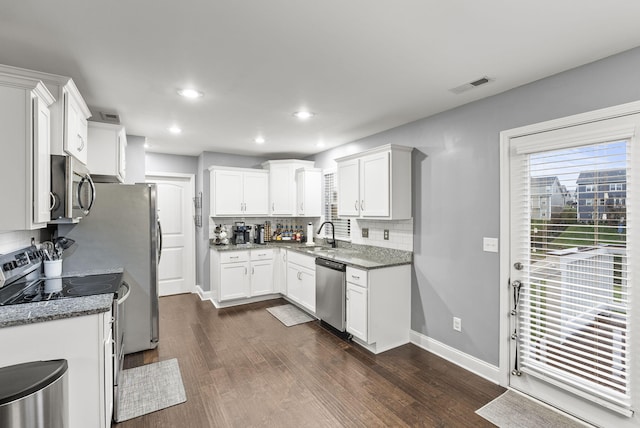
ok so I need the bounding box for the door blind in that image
[323,171,350,239]
[514,139,632,409]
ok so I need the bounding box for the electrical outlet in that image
[453,317,462,332]
[384,229,389,240]
[362,228,369,238]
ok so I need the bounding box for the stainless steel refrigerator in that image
[58,182,160,354]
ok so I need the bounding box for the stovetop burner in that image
[0,272,123,306]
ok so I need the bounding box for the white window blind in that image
[516,139,632,410]
[324,171,350,239]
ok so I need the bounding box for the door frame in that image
[146,171,196,295]
[499,100,640,387]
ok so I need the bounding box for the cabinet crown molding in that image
[334,144,413,163]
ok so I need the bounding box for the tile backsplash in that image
[350,218,413,251]
[0,230,44,254]
[209,217,413,251]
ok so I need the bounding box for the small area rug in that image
[267,304,314,327]
[476,390,587,427]
[115,358,187,422]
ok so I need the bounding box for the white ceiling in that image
[2,1,640,157]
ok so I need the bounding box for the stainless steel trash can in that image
[0,359,68,428]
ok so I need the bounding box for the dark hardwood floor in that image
[115,294,504,427]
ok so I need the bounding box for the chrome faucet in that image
[316,221,337,248]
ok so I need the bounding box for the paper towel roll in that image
[306,222,314,246]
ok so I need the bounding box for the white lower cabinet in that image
[0,310,113,428]
[212,249,275,302]
[345,265,411,354]
[346,282,368,341]
[286,251,316,313]
[273,249,288,294]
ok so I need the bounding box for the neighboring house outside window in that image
[530,176,564,220]
[576,168,626,223]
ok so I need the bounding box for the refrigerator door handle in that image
[157,220,163,263]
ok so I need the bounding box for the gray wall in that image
[196,152,271,292]
[311,46,640,366]
[124,135,147,184]
[146,152,198,175]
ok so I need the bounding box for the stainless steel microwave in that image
[50,155,96,222]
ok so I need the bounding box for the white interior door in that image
[503,108,640,428]
[146,174,195,296]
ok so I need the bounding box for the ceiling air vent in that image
[98,111,121,124]
[449,76,493,94]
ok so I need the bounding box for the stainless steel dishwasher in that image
[315,257,347,332]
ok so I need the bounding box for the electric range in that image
[0,245,123,306]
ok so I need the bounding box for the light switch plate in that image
[483,237,499,253]
[384,229,389,240]
[362,228,369,238]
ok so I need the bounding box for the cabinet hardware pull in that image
[297,272,302,280]
[360,200,364,211]
[230,256,239,259]
[49,192,56,211]
[355,200,358,210]
[352,275,360,280]
[272,202,275,211]
[252,267,255,274]
[77,134,85,151]
[244,267,248,275]
[258,253,266,256]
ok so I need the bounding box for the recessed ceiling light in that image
[293,111,315,120]
[177,88,204,99]
[168,126,182,134]
[143,142,150,149]
[255,136,265,144]
[316,142,325,148]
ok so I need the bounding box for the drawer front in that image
[286,250,316,270]
[220,250,250,264]
[346,267,367,287]
[251,249,274,260]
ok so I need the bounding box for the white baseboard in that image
[410,330,500,384]
[194,285,214,305]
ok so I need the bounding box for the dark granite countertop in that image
[210,241,412,270]
[0,294,113,328]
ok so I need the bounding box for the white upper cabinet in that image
[262,160,315,216]
[295,167,322,217]
[63,84,90,165]
[0,75,55,230]
[336,144,413,220]
[87,121,127,182]
[209,166,269,217]
[0,64,92,165]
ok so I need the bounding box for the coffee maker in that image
[232,223,251,244]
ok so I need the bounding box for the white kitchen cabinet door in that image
[87,121,127,182]
[33,95,52,225]
[337,158,360,216]
[273,249,287,294]
[346,282,368,342]
[63,90,89,165]
[117,127,126,180]
[212,169,244,216]
[296,168,322,217]
[298,266,316,313]
[219,262,250,301]
[0,79,54,231]
[287,263,315,313]
[251,259,274,296]
[360,151,390,217]
[267,163,294,215]
[242,171,269,215]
